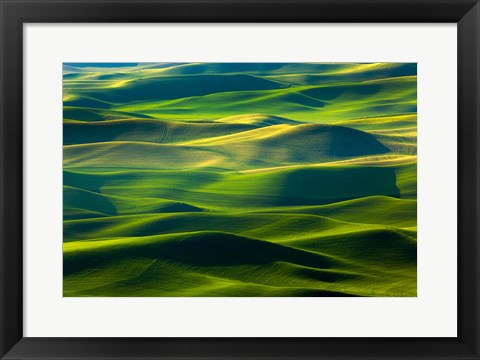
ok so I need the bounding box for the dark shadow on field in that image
[64,97,112,109]
[301,83,381,101]
[259,124,390,159]
[295,228,417,266]
[63,119,257,145]
[95,73,133,80]
[273,166,400,206]
[63,186,117,218]
[64,170,109,192]
[289,289,358,297]
[84,74,286,103]
[63,107,153,122]
[63,232,333,276]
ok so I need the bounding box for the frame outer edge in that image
[458,1,480,358]
[0,0,24,359]
[0,0,4,357]
[0,0,478,23]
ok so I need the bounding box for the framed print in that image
[1,0,479,359]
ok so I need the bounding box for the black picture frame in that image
[1,0,479,359]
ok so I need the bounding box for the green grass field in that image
[63,62,417,297]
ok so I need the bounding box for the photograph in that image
[63,62,417,297]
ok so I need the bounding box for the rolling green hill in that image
[63,62,417,297]
[63,123,391,169]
